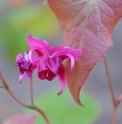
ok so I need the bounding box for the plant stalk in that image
[103,55,119,124]
[0,72,51,124]
[30,79,34,105]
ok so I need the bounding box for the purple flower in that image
[15,51,36,83]
[27,34,82,95]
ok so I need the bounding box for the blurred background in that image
[0,0,122,124]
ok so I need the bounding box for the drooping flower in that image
[27,34,82,95]
[15,51,36,83]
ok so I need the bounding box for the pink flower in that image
[3,114,38,124]
[27,34,82,95]
[15,51,36,83]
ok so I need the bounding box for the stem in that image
[103,55,115,105]
[30,79,34,105]
[112,106,118,124]
[103,55,119,124]
[0,73,51,124]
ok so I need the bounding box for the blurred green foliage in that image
[0,0,4,5]
[0,4,58,60]
[27,89,100,124]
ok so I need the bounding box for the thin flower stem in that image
[112,106,118,124]
[103,55,120,124]
[30,79,34,105]
[0,72,51,124]
[103,55,115,105]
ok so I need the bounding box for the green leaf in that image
[0,0,4,5]
[26,89,100,124]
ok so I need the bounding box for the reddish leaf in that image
[48,0,122,105]
[3,114,38,124]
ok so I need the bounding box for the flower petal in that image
[57,66,67,95]
[31,56,40,64]
[15,54,23,64]
[28,47,46,63]
[19,72,26,83]
[16,53,33,83]
[27,34,52,54]
[47,57,61,74]
[62,53,75,72]
[29,47,48,70]
[38,70,47,80]
[51,46,82,72]
[38,69,56,81]
[46,70,56,81]
[51,46,82,59]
